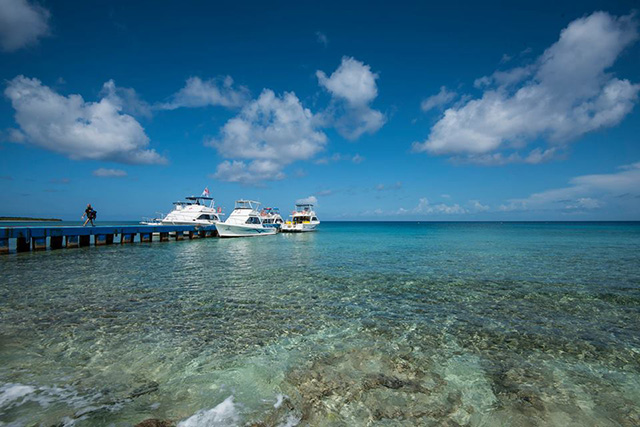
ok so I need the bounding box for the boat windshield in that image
[235,200,260,210]
[186,196,214,206]
[295,203,313,213]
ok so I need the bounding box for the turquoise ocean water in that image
[0,222,639,426]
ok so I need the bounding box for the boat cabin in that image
[291,203,318,224]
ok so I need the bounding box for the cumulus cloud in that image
[317,56,386,139]
[0,0,50,52]
[296,195,318,205]
[500,161,640,212]
[414,12,640,164]
[100,80,152,118]
[397,198,467,215]
[0,127,25,143]
[451,147,562,166]
[314,152,364,165]
[211,159,284,185]
[469,200,490,212]
[209,89,326,185]
[160,76,250,110]
[5,76,165,164]
[421,86,457,112]
[93,168,127,178]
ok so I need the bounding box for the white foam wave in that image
[177,395,240,427]
[0,383,35,408]
[274,393,286,409]
[278,413,300,427]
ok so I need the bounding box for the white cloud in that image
[564,197,602,210]
[1,127,25,143]
[160,76,250,110]
[5,76,165,164]
[452,147,561,166]
[317,57,379,105]
[100,80,152,118]
[211,160,284,185]
[93,168,127,178]
[351,153,365,164]
[316,31,328,46]
[501,161,640,212]
[209,89,326,185]
[315,152,364,165]
[317,56,386,139]
[296,195,318,205]
[421,86,457,112]
[469,200,490,212]
[398,198,467,215]
[0,0,50,52]
[414,12,639,163]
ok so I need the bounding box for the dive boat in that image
[216,200,277,238]
[141,195,223,226]
[260,207,284,231]
[281,203,320,232]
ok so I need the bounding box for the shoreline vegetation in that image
[0,217,62,222]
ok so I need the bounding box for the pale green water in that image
[0,222,639,426]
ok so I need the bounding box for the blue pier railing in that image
[0,225,218,254]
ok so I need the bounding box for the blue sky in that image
[1,0,639,220]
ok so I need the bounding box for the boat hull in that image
[281,222,319,232]
[160,220,219,226]
[216,223,277,238]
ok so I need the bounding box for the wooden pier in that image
[0,225,218,254]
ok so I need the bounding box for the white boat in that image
[216,200,277,238]
[281,203,320,232]
[141,196,224,226]
[260,207,284,231]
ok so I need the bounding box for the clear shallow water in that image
[0,222,639,426]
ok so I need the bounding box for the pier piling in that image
[32,237,47,251]
[121,234,135,244]
[16,237,30,252]
[1,224,217,254]
[79,235,90,247]
[66,235,79,248]
[50,236,63,250]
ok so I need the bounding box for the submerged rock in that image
[135,419,173,427]
[281,346,454,424]
[129,381,160,399]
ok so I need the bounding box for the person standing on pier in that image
[82,204,97,226]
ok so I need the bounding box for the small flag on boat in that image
[202,187,210,197]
